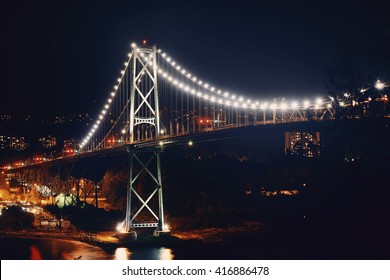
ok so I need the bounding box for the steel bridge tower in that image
[124,45,168,237]
[129,45,160,142]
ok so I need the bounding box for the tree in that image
[0,206,34,229]
[100,168,128,212]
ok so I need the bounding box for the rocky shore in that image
[0,220,266,252]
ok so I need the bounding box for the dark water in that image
[2,234,389,260]
[0,237,174,260]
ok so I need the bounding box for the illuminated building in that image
[0,135,6,150]
[62,139,77,155]
[0,135,27,151]
[9,136,27,151]
[38,135,57,149]
[285,132,320,158]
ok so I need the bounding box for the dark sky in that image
[1,0,389,115]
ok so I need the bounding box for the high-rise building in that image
[285,132,320,158]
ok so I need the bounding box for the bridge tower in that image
[124,45,168,237]
[129,45,160,142]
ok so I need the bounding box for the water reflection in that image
[30,245,42,260]
[60,241,111,260]
[40,239,111,260]
[117,247,174,260]
[0,238,111,260]
[0,237,175,260]
[114,247,131,260]
[158,248,174,260]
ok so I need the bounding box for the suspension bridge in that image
[6,43,335,237]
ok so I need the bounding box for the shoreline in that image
[0,229,83,243]
[0,221,266,251]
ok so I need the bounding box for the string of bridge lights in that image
[153,47,331,110]
[79,51,133,150]
[79,42,333,150]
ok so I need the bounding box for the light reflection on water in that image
[114,247,131,260]
[0,237,175,260]
[159,248,174,260]
[114,247,174,260]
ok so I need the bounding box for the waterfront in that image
[0,237,174,260]
[2,223,390,260]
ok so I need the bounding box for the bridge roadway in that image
[8,118,330,172]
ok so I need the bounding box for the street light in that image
[375,80,386,90]
[375,80,388,114]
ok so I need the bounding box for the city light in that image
[116,221,126,233]
[163,223,171,231]
[375,80,386,90]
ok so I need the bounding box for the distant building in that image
[285,132,320,158]
[0,135,27,151]
[63,139,77,156]
[54,115,66,124]
[38,135,57,149]
[0,135,6,150]
[0,115,13,121]
[9,136,27,151]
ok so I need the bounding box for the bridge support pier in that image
[124,149,169,237]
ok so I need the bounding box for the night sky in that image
[1,0,389,115]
